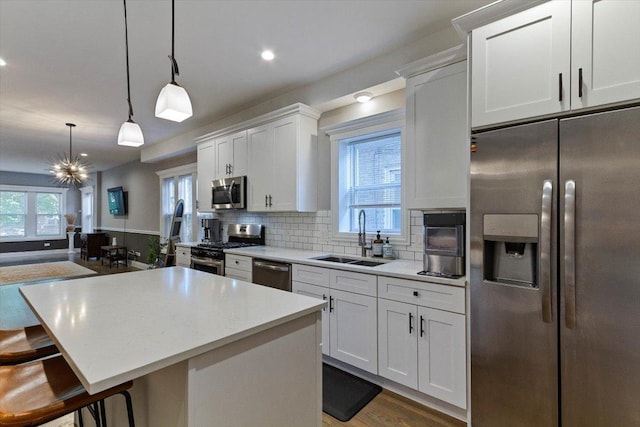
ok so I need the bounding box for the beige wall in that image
[100,152,196,234]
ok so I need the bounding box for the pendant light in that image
[155,0,193,122]
[118,0,144,147]
[50,123,90,187]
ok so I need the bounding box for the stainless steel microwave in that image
[211,176,246,210]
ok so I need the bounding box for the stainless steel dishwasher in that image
[252,259,292,291]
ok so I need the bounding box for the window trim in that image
[156,163,197,243]
[0,184,68,242]
[326,109,409,245]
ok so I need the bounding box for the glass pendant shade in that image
[118,120,145,147]
[155,82,193,122]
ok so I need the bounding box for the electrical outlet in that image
[44,242,51,247]
[134,251,141,257]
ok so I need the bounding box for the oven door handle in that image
[191,256,223,267]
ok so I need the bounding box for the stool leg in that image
[100,399,108,427]
[78,409,84,427]
[121,391,135,427]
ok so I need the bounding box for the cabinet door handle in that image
[419,315,425,337]
[578,68,583,98]
[413,291,419,297]
[558,73,563,102]
[265,194,268,207]
[329,296,334,313]
[322,294,327,311]
[409,312,414,334]
[268,195,272,207]
[229,164,233,174]
[235,260,239,264]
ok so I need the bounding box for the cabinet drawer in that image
[225,254,252,272]
[292,264,330,287]
[225,267,252,282]
[378,277,465,314]
[330,270,377,297]
[176,247,191,267]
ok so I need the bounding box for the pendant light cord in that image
[66,123,76,158]
[169,0,179,83]
[123,0,134,120]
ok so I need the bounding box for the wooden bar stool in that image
[0,326,58,365]
[0,355,135,427]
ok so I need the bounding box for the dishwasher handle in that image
[253,260,290,272]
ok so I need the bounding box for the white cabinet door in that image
[196,141,215,212]
[215,135,233,179]
[293,281,330,355]
[571,0,640,109]
[271,116,298,211]
[377,299,418,389]
[247,124,273,211]
[215,130,248,179]
[230,130,248,177]
[405,61,468,209]
[329,289,377,374]
[472,0,571,127]
[417,307,466,409]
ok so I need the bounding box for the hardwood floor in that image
[2,252,463,426]
[322,389,465,427]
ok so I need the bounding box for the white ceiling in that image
[0,0,490,175]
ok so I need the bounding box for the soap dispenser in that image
[383,237,394,259]
[372,231,383,257]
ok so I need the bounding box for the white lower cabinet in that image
[292,281,330,356]
[292,264,378,374]
[329,289,377,373]
[225,254,252,282]
[175,245,191,268]
[378,277,466,409]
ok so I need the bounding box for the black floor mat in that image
[323,363,382,422]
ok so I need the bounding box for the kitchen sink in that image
[315,256,359,263]
[350,260,385,267]
[312,255,385,267]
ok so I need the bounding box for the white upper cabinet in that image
[404,60,469,210]
[469,0,640,128]
[215,130,247,179]
[247,105,319,212]
[196,141,215,212]
[571,0,640,109]
[471,0,571,127]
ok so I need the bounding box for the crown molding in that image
[395,44,467,79]
[452,0,547,41]
[194,103,321,144]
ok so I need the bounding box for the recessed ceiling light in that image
[0,58,7,67]
[261,50,275,61]
[354,92,373,103]
[80,153,88,157]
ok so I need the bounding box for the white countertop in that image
[224,246,466,287]
[19,267,324,394]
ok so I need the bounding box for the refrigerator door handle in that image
[541,180,553,323]
[564,180,577,329]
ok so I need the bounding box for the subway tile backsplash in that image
[215,210,424,261]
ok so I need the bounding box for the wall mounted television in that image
[107,186,127,215]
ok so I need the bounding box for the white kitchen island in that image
[19,267,325,427]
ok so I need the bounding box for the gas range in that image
[197,241,259,250]
[190,224,264,274]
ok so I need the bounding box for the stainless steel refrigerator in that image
[470,106,640,426]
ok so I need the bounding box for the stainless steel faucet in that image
[358,209,371,257]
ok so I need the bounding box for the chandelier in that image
[50,123,90,186]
